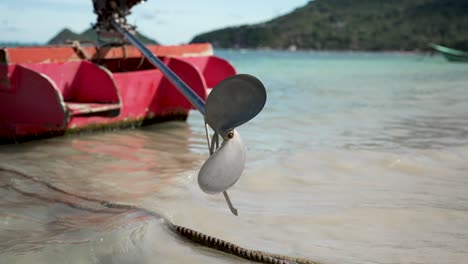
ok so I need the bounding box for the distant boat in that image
[430,44,468,62]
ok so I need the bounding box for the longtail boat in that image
[0,0,268,213]
[0,42,236,143]
[430,44,468,62]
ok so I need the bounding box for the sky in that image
[0,0,309,45]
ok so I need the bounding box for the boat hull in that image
[0,43,236,143]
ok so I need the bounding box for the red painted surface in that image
[0,43,237,143]
[24,61,120,104]
[179,56,236,88]
[1,44,213,64]
[0,65,67,139]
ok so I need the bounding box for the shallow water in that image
[1,51,468,264]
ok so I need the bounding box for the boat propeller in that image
[95,4,266,215]
[200,74,267,193]
[199,75,266,215]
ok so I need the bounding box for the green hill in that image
[191,0,468,51]
[47,28,81,44]
[48,27,158,45]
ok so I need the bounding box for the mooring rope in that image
[0,167,320,264]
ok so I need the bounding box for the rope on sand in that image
[0,167,321,264]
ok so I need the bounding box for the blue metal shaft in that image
[112,20,207,116]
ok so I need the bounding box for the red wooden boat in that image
[0,43,236,143]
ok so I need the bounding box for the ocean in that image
[1,50,468,264]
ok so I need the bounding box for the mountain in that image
[190,0,468,51]
[48,27,158,45]
[47,28,82,45]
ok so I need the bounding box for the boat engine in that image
[92,0,145,42]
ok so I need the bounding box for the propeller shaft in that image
[112,20,207,116]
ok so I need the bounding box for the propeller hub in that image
[226,130,234,139]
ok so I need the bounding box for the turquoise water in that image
[1,51,468,264]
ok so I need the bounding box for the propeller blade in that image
[206,74,267,137]
[198,130,246,194]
